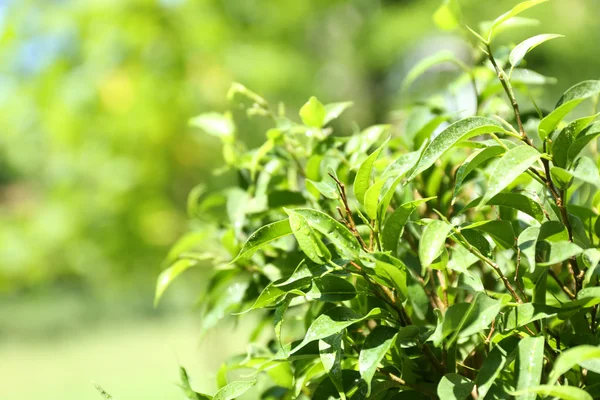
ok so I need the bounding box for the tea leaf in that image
[213,379,257,400]
[476,336,520,398]
[300,96,326,128]
[306,275,357,302]
[290,208,361,258]
[461,192,544,222]
[232,219,292,263]
[453,146,505,198]
[509,34,563,67]
[510,385,592,400]
[518,226,540,272]
[403,51,459,92]
[437,374,474,400]
[291,307,385,354]
[568,122,600,166]
[324,101,353,125]
[382,197,436,253]
[539,80,600,140]
[407,117,503,181]
[552,114,598,168]
[364,178,388,220]
[548,345,600,385]
[189,112,235,141]
[286,209,332,264]
[491,0,549,34]
[515,336,544,400]
[319,333,346,400]
[480,145,541,206]
[155,258,205,307]
[419,219,453,269]
[354,138,389,205]
[550,167,574,190]
[358,326,398,395]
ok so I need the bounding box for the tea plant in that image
[156,1,600,398]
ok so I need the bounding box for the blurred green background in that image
[0,0,598,399]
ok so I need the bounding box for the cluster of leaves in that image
[156,1,600,399]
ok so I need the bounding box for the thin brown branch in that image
[329,173,369,250]
[548,268,576,300]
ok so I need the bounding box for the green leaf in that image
[476,336,520,399]
[319,333,346,400]
[354,138,389,205]
[299,96,327,128]
[407,117,503,181]
[552,115,598,168]
[550,167,574,190]
[431,292,501,347]
[461,192,544,222]
[437,374,474,400]
[510,385,592,400]
[286,209,331,264]
[364,178,388,220]
[481,17,540,40]
[369,252,409,300]
[155,258,203,307]
[480,145,541,206]
[213,379,257,400]
[509,34,563,67]
[240,279,307,314]
[572,156,600,187]
[537,241,583,266]
[453,146,505,198]
[515,336,544,400]
[548,345,600,385]
[413,115,450,150]
[313,370,368,400]
[583,248,600,287]
[189,112,235,142]
[419,220,453,269]
[503,303,559,331]
[291,306,385,354]
[179,366,213,400]
[490,0,549,35]
[307,178,340,200]
[382,198,436,253]
[232,219,292,263]
[433,0,461,31]
[290,208,361,259]
[358,326,398,396]
[274,297,291,352]
[567,122,600,166]
[403,51,459,92]
[307,275,357,302]
[565,287,600,309]
[324,101,353,125]
[462,220,515,249]
[539,80,600,140]
[449,292,502,344]
[518,226,540,272]
[377,173,412,223]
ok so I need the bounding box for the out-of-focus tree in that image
[0,0,598,296]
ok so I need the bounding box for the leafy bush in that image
[157,1,600,399]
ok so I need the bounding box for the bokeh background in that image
[0,0,598,399]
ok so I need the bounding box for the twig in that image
[548,268,576,300]
[454,228,523,303]
[329,173,369,250]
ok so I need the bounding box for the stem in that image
[487,42,583,293]
[548,268,576,300]
[454,228,523,303]
[330,173,369,250]
[486,43,528,142]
